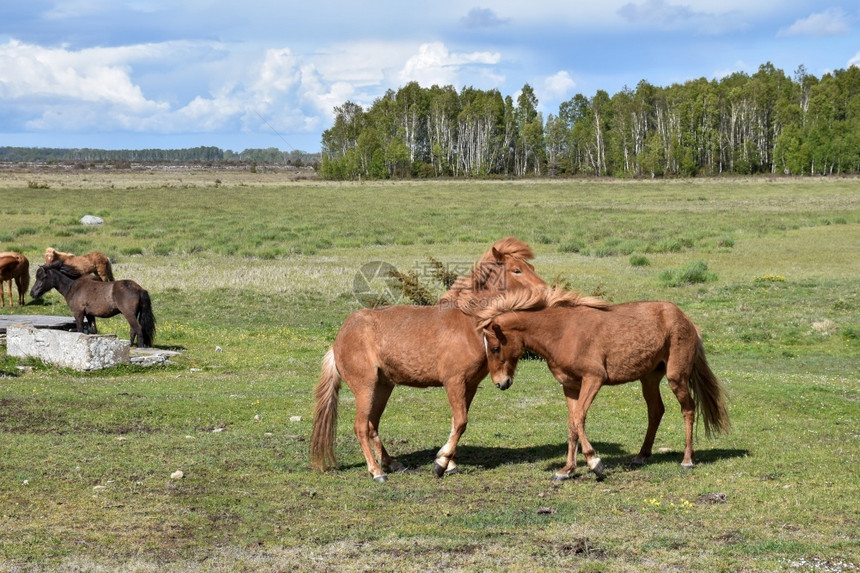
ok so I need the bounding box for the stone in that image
[6,324,130,371]
[80,215,104,226]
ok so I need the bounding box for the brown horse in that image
[30,261,156,347]
[0,252,30,307]
[44,247,114,282]
[474,287,730,480]
[311,238,548,482]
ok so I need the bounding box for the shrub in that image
[658,260,717,287]
[629,254,650,267]
[558,240,584,254]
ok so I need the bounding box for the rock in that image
[6,325,129,371]
[80,215,104,226]
[290,416,302,423]
[170,470,184,480]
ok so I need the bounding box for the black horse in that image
[30,261,156,347]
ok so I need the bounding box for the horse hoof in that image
[384,461,405,473]
[553,472,572,482]
[433,463,446,478]
[629,458,646,467]
[445,466,460,476]
[681,462,695,470]
[373,474,388,483]
[588,458,604,477]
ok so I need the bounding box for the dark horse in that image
[30,261,156,347]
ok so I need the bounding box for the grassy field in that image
[0,169,858,572]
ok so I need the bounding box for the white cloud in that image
[398,42,501,87]
[541,71,577,101]
[778,9,851,37]
[0,39,164,111]
[849,53,860,68]
[460,7,509,28]
[0,37,344,138]
[616,0,746,34]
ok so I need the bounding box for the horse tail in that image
[137,289,157,347]
[689,335,731,439]
[103,257,115,282]
[310,347,342,472]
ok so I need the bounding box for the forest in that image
[0,146,319,167]
[320,63,860,179]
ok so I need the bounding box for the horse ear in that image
[491,246,505,262]
[491,322,507,344]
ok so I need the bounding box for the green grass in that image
[0,173,858,571]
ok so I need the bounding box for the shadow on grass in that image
[342,442,748,473]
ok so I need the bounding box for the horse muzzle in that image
[494,377,513,391]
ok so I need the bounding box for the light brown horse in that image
[311,238,549,482]
[0,252,30,307]
[44,247,114,282]
[30,261,156,347]
[474,287,730,480]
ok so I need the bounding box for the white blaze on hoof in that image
[373,474,388,483]
[588,457,604,476]
[553,472,573,482]
[681,462,695,470]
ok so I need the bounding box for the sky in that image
[1,1,858,153]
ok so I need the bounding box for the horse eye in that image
[491,346,501,354]
[512,268,522,274]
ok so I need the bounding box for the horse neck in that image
[49,271,76,298]
[507,310,568,360]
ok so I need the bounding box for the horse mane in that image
[439,237,536,304]
[44,259,84,278]
[471,286,609,329]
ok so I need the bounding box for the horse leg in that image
[351,384,388,482]
[86,314,98,334]
[433,380,472,477]
[557,377,604,480]
[121,310,143,346]
[632,372,666,466]
[437,381,480,476]
[554,384,581,481]
[367,383,403,474]
[666,368,696,469]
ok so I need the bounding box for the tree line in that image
[320,63,860,179]
[0,146,320,167]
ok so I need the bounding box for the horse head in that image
[30,261,81,298]
[440,237,547,306]
[481,319,521,391]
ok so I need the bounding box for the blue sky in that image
[1,1,858,153]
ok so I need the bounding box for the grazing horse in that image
[311,237,549,482]
[473,287,730,480]
[30,261,156,347]
[44,247,114,282]
[0,252,30,307]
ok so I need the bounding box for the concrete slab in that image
[0,315,77,334]
[6,324,130,371]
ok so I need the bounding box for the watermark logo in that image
[352,261,401,307]
[352,259,508,308]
